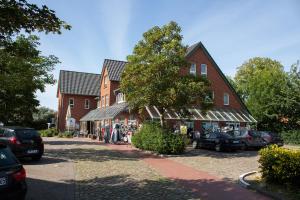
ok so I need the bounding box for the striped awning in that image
[145,106,257,123]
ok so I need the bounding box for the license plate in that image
[27,149,39,154]
[233,141,239,144]
[0,177,7,186]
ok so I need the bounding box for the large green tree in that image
[0,35,59,125]
[0,0,71,40]
[121,21,212,127]
[234,57,300,131]
[0,0,70,125]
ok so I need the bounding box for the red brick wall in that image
[57,92,98,132]
[99,67,120,107]
[185,47,243,110]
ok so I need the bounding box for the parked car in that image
[192,131,243,151]
[0,143,27,200]
[257,131,284,146]
[226,129,267,150]
[0,127,44,160]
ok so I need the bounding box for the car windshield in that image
[15,129,39,140]
[0,147,17,167]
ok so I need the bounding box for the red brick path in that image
[106,144,270,200]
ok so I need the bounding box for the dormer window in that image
[190,63,196,75]
[116,93,125,103]
[201,64,207,76]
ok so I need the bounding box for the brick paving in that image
[24,137,270,200]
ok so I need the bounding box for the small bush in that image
[39,128,58,137]
[280,130,300,145]
[259,145,300,186]
[131,122,187,154]
[58,131,73,138]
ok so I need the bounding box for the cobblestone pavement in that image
[25,137,199,200]
[168,147,259,182]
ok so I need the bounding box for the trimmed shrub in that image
[39,128,58,137]
[131,122,187,154]
[259,145,300,186]
[58,131,73,138]
[280,130,300,145]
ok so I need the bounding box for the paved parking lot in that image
[21,137,270,200]
[169,147,259,182]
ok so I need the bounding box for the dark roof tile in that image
[103,59,127,81]
[58,70,101,96]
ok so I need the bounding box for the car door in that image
[207,132,218,149]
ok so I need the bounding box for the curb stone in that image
[239,171,283,200]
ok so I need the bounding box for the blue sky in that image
[32,0,300,110]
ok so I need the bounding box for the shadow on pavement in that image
[20,156,68,165]
[26,174,266,200]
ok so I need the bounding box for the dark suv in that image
[0,144,27,200]
[0,127,44,160]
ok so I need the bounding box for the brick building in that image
[78,42,256,134]
[56,70,101,132]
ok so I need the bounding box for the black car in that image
[0,144,27,200]
[192,131,243,151]
[258,131,284,146]
[0,127,44,160]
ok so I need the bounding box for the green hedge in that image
[280,130,300,145]
[58,131,73,138]
[259,145,300,186]
[132,122,187,154]
[39,128,58,137]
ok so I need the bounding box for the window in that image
[84,99,90,109]
[101,96,105,107]
[190,63,196,75]
[201,64,207,76]
[224,93,229,105]
[116,93,125,103]
[104,75,108,88]
[97,100,100,108]
[212,91,214,100]
[69,98,74,108]
[105,95,109,106]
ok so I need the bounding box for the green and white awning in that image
[145,106,257,123]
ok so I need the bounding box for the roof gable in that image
[186,42,249,113]
[103,59,127,81]
[58,70,101,96]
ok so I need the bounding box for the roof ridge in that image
[104,58,128,63]
[60,70,101,75]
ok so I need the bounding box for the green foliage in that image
[259,145,300,186]
[0,0,71,40]
[121,21,212,127]
[0,35,59,125]
[32,107,56,130]
[58,131,73,138]
[234,57,300,131]
[280,130,300,145]
[131,122,187,154]
[39,128,58,137]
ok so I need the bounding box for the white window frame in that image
[190,63,196,75]
[116,93,125,103]
[105,95,109,107]
[84,99,90,109]
[224,93,230,105]
[69,98,74,108]
[101,96,104,107]
[104,75,108,88]
[201,64,207,76]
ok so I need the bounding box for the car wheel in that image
[215,144,222,152]
[32,155,42,161]
[192,140,198,149]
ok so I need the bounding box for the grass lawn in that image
[245,173,300,200]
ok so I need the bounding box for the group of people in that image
[102,123,137,144]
